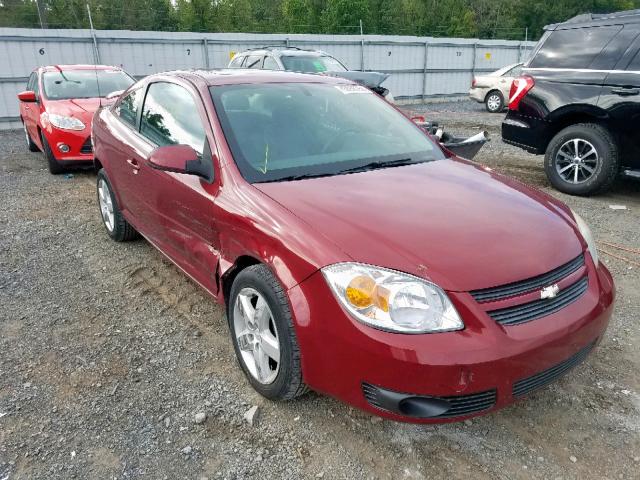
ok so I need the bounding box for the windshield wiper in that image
[258,172,334,183]
[337,157,425,174]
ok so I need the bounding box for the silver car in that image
[228,46,394,102]
[469,63,523,113]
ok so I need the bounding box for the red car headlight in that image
[42,112,86,131]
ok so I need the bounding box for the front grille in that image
[487,277,588,326]
[362,383,497,419]
[80,137,92,154]
[513,341,596,397]
[470,254,585,303]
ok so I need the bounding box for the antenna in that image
[86,3,102,107]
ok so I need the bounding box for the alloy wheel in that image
[555,138,599,184]
[98,178,115,232]
[233,287,280,385]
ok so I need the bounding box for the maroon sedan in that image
[91,70,614,423]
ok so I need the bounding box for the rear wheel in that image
[485,91,504,113]
[544,123,619,196]
[97,169,139,241]
[41,131,64,174]
[24,123,39,152]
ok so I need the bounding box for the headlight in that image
[322,263,463,334]
[572,210,598,266]
[43,113,85,131]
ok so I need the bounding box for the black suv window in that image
[530,25,623,69]
[627,48,640,71]
[115,88,143,128]
[140,82,206,154]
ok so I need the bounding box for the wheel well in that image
[220,255,261,308]
[484,89,503,102]
[94,157,103,172]
[546,112,609,146]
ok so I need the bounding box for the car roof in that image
[546,9,640,30]
[172,69,350,87]
[39,64,123,73]
[237,47,329,58]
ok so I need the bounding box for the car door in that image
[21,72,39,142]
[137,80,220,293]
[597,30,640,165]
[107,87,154,230]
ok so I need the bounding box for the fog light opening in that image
[57,143,70,153]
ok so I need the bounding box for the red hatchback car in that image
[92,70,615,423]
[18,64,134,173]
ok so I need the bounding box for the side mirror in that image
[148,144,212,180]
[18,90,37,103]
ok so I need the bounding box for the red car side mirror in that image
[148,144,210,180]
[18,90,37,103]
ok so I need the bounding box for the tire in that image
[544,123,619,196]
[96,169,139,241]
[485,91,504,113]
[228,264,307,401]
[23,122,39,152]
[41,131,64,174]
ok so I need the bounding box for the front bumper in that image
[43,126,93,162]
[289,260,614,423]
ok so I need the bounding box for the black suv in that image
[502,9,640,195]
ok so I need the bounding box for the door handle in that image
[611,87,640,96]
[126,158,140,171]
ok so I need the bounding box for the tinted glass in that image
[263,56,279,70]
[140,82,206,154]
[530,25,623,69]
[244,55,263,69]
[626,47,640,71]
[42,69,134,100]
[115,88,143,128]
[210,83,444,183]
[281,55,347,72]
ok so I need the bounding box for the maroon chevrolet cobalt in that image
[91,70,614,423]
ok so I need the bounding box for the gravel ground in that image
[1,103,639,480]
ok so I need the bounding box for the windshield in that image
[280,55,347,73]
[210,83,445,183]
[43,70,134,100]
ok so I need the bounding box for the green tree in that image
[320,0,369,33]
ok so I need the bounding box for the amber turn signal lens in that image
[345,275,376,309]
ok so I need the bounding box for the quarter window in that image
[115,88,143,128]
[229,55,244,68]
[140,82,206,155]
[530,25,623,69]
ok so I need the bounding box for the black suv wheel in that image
[544,123,619,196]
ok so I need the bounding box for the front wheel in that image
[96,169,139,241]
[228,264,307,401]
[544,123,619,196]
[41,132,63,174]
[485,91,504,113]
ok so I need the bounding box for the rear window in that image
[529,25,623,69]
[281,55,347,73]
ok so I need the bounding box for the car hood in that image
[254,159,583,292]
[44,98,102,121]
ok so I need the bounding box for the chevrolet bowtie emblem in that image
[540,284,560,299]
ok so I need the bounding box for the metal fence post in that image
[422,40,429,103]
[203,38,209,69]
[471,42,477,84]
